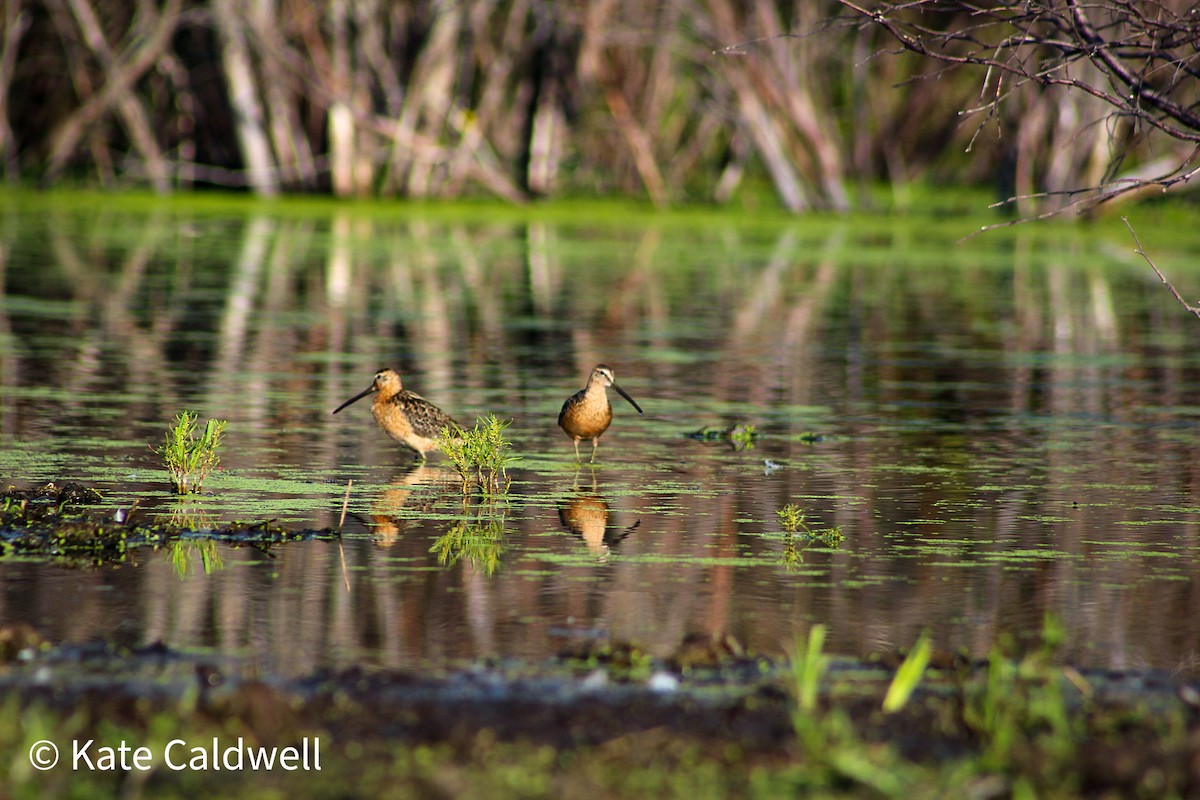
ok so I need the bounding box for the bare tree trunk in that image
[248,0,318,190]
[447,113,527,203]
[398,4,463,196]
[527,90,564,196]
[474,0,529,154]
[349,0,384,194]
[579,0,668,205]
[44,0,115,184]
[213,0,279,196]
[154,49,197,188]
[45,0,182,191]
[326,0,354,197]
[0,0,28,181]
[706,0,810,211]
[760,1,849,210]
[597,61,668,207]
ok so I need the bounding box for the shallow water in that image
[2,191,1200,677]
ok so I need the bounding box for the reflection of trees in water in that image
[2,210,1200,673]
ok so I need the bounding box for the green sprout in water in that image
[778,503,804,533]
[776,502,844,570]
[685,422,757,451]
[156,411,227,495]
[728,423,756,451]
[777,502,844,547]
[438,414,514,496]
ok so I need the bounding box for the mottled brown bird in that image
[557,364,643,462]
[333,368,460,459]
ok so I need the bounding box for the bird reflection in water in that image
[367,463,458,548]
[557,471,640,559]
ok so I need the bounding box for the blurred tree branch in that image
[0,1,28,179]
[44,0,182,192]
[1122,216,1200,320]
[837,0,1200,217]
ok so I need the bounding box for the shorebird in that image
[557,364,643,462]
[332,369,460,459]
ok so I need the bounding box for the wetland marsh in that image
[1,191,1200,795]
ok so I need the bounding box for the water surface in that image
[2,192,1199,677]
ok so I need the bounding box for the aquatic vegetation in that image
[728,424,756,450]
[168,540,224,577]
[155,411,228,495]
[164,501,217,532]
[0,483,130,564]
[882,630,932,713]
[685,422,757,451]
[780,538,806,571]
[429,515,507,576]
[773,614,1192,797]
[787,625,922,795]
[777,503,802,532]
[0,482,335,566]
[438,414,514,496]
[790,624,828,715]
[961,614,1084,778]
[776,503,844,548]
[556,639,656,679]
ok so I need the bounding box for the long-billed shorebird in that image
[332,368,460,459]
[557,364,643,462]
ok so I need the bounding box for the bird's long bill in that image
[613,382,644,415]
[332,385,375,414]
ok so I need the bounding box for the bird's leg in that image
[590,437,599,463]
[573,439,582,461]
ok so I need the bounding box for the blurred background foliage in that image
[2,0,1197,214]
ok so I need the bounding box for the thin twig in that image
[1122,216,1200,319]
[337,478,353,594]
[338,479,352,532]
[119,498,139,526]
[338,539,351,594]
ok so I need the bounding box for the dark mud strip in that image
[0,482,337,564]
[3,636,1197,761]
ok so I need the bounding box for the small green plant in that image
[728,423,756,450]
[685,422,757,451]
[882,630,932,713]
[787,626,923,796]
[155,411,227,495]
[778,502,804,533]
[438,414,514,496]
[961,613,1082,776]
[791,624,828,715]
[777,502,844,546]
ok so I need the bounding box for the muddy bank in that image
[2,631,1199,798]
